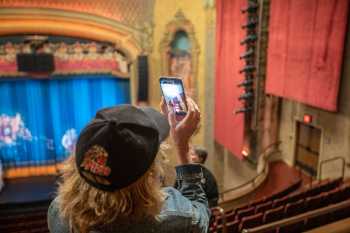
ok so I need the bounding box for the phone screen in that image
[160,77,187,116]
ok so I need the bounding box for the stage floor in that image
[0,175,58,204]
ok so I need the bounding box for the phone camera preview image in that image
[160,79,187,116]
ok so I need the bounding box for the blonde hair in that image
[57,149,166,233]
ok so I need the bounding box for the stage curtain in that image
[215,0,246,159]
[266,0,349,111]
[0,74,130,168]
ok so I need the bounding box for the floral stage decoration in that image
[0,113,32,146]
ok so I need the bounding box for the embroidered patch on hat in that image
[80,145,111,177]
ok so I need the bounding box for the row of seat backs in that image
[209,178,346,233]
[212,194,350,233]
[233,177,342,217]
[228,178,303,215]
[0,200,50,233]
[246,202,350,233]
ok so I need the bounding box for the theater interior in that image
[0,0,350,232]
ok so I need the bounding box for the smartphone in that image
[159,77,188,119]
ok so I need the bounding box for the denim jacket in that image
[47,164,211,233]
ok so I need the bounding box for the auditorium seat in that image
[269,179,302,201]
[284,199,305,217]
[212,219,239,233]
[239,213,263,231]
[210,178,346,233]
[0,218,48,233]
[0,200,50,233]
[234,203,250,214]
[209,211,236,232]
[272,196,289,208]
[278,219,305,233]
[263,205,284,223]
[326,188,341,205]
[226,220,239,233]
[324,177,343,191]
[287,190,306,203]
[215,211,235,227]
[340,183,350,201]
[226,212,236,222]
[306,193,324,211]
[255,201,273,214]
[236,206,255,220]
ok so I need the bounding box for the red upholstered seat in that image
[234,204,250,213]
[306,193,324,211]
[226,220,239,233]
[287,190,306,203]
[212,220,239,233]
[255,201,273,214]
[263,205,285,224]
[236,206,255,220]
[340,183,350,201]
[326,188,342,205]
[272,196,289,208]
[239,213,263,231]
[284,199,305,217]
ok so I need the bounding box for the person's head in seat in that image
[190,146,208,164]
[57,105,170,233]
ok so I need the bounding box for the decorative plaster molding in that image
[159,10,200,99]
[135,21,154,54]
[0,8,142,61]
[0,0,155,29]
[203,0,216,9]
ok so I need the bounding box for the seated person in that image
[48,99,210,233]
[190,146,219,207]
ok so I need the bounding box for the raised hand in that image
[167,98,200,164]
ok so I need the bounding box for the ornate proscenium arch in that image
[0,8,142,61]
[0,7,145,105]
[0,8,145,178]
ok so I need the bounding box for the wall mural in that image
[169,30,192,94]
[160,10,200,98]
[0,36,130,77]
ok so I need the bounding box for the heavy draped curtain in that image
[215,0,246,159]
[0,74,130,168]
[266,0,349,111]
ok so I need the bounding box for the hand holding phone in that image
[159,77,188,120]
[160,77,200,164]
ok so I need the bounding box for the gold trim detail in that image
[0,8,142,61]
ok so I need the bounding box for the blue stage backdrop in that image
[0,74,130,168]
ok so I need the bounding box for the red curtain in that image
[266,0,349,112]
[215,0,246,159]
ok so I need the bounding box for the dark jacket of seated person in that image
[189,146,219,207]
[47,103,210,233]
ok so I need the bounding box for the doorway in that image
[295,122,321,177]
